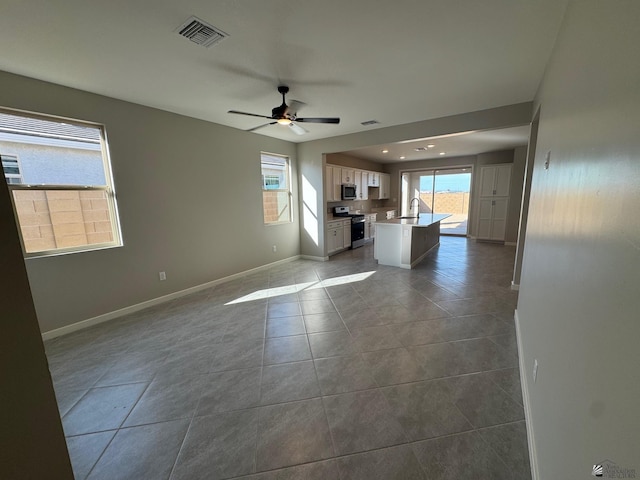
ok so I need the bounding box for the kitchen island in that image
[374,214,451,269]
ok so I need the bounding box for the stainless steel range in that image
[333,206,366,249]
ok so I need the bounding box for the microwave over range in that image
[341,183,357,200]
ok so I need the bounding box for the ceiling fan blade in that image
[287,100,306,116]
[228,110,273,120]
[247,122,277,132]
[288,122,308,135]
[295,117,340,124]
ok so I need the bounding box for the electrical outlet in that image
[533,359,539,383]
[272,245,277,253]
[159,271,166,281]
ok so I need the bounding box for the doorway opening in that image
[401,167,472,235]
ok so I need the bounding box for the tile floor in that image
[45,237,531,480]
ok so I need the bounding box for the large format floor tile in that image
[46,238,531,479]
[88,419,189,480]
[256,398,334,471]
[323,389,407,455]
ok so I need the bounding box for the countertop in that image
[375,213,451,227]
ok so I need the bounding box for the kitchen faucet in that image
[410,197,420,218]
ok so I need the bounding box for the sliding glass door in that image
[401,167,471,235]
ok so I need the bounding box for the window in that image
[1,108,122,256]
[261,152,292,224]
[1,154,22,184]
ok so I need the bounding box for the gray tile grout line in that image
[51,241,524,479]
[81,380,152,480]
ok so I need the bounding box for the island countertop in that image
[375,213,451,227]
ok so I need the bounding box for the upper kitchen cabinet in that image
[355,170,369,200]
[479,164,512,197]
[379,173,390,199]
[368,172,380,187]
[367,172,390,200]
[341,168,355,184]
[325,165,342,202]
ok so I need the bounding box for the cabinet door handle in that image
[492,200,496,206]
[493,189,496,195]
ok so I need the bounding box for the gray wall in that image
[325,152,384,172]
[517,1,640,477]
[0,174,73,478]
[298,103,533,257]
[0,70,298,333]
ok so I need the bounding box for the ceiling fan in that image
[228,86,340,135]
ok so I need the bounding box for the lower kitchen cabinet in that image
[476,197,508,241]
[327,219,351,255]
[364,214,377,242]
[343,221,351,248]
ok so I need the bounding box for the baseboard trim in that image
[511,281,520,291]
[515,309,539,480]
[409,242,440,269]
[505,241,517,246]
[300,255,328,262]
[41,255,302,340]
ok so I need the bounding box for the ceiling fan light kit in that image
[228,85,339,135]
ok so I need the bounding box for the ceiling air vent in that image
[361,120,380,126]
[177,16,228,47]
[414,147,428,151]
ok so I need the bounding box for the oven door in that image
[351,221,365,248]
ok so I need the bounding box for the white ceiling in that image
[343,125,532,163]
[0,0,567,143]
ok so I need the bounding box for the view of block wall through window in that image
[0,109,121,255]
[261,152,291,224]
[12,190,114,251]
[402,168,472,235]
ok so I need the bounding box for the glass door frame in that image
[400,165,474,235]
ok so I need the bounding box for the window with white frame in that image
[1,154,22,184]
[0,108,122,256]
[261,152,292,224]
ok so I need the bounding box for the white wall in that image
[0,70,298,333]
[517,1,640,477]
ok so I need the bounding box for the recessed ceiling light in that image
[427,144,435,148]
[382,149,389,153]
[439,152,446,155]
[400,156,405,160]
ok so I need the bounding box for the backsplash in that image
[327,199,391,214]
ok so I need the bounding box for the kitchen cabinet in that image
[477,197,508,240]
[364,213,377,241]
[343,221,351,248]
[327,220,344,254]
[355,170,369,200]
[479,164,511,197]
[327,219,351,255]
[325,165,342,202]
[379,173,390,199]
[341,168,355,184]
[368,172,380,187]
[475,164,511,241]
[325,164,386,203]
